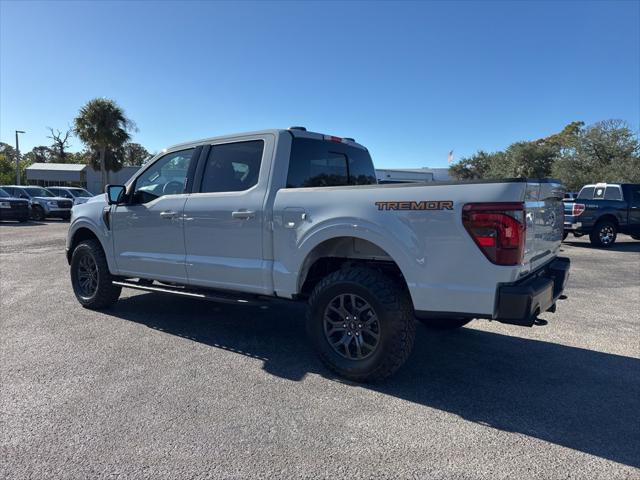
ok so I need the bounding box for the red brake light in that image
[324,135,343,143]
[462,202,525,266]
[572,203,585,216]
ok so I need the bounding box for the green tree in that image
[0,142,31,185]
[449,150,506,180]
[505,141,556,178]
[73,98,135,190]
[121,142,151,166]
[552,120,640,190]
[449,120,639,190]
[22,146,53,164]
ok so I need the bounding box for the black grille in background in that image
[57,200,73,208]
[11,202,29,211]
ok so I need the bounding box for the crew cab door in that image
[182,137,273,294]
[111,148,197,282]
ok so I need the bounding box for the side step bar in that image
[112,280,263,306]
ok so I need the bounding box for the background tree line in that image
[449,119,640,191]
[0,98,151,186]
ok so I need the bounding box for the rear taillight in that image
[462,202,525,266]
[572,203,585,216]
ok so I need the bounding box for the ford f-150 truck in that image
[564,183,640,247]
[66,128,570,382]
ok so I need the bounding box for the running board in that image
[112,280,262,305]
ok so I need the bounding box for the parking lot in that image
[1,220,639,479]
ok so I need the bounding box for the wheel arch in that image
[67,226,105,264]
[595,213,619,227]
[297,236,411,301]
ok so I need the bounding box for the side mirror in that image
[106,185,126,205]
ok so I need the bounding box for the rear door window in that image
[199,140,264,193]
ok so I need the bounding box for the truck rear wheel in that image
[417,317,472,330]
[307,267,415,382]
[71,239,121,309]
[589,220,617,248]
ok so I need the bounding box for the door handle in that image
[160,210,178,219]
[232,210,255,220]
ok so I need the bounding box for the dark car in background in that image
[0,187,30,223]
[46,186,94,206]
[0,185,73,221]
[564,183,640,247]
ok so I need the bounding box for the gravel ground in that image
[1,221,639,479]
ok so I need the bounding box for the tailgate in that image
[523,181,565,272]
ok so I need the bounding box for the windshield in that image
[70,189,92,197]
[23,187,55,197]
[0,188,9,198]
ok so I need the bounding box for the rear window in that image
[604,186,622,200]
[577,187,594,200]
[286,138,376,188]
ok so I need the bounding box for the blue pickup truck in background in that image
[564,183,640,247]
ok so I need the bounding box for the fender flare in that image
[67,219,115,271]
[294,217,424,295]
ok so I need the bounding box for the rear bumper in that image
[495,257,570,327]
[564,221,582,230]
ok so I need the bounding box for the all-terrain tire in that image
[307,267,415,382]
[589,219,617,248]
[417,317,472,330]
[70,239,121,309]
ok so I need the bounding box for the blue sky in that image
[1,0,638,168]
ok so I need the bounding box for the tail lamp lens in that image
[572,203,586,216]
[462,202,525,266]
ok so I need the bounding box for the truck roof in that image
[164,127,366,153]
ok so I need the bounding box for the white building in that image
[25,163,141,194]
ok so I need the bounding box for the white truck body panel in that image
[273,181,541,315]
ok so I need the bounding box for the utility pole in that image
[15,130,25,185]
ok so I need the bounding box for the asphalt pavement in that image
[1,221,639,479]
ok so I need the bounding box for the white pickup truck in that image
[66,127,570,382]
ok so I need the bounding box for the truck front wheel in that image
[307,267,415,382]
[31,205,45,221]
[589,220,617,248]
[70,239,121,309]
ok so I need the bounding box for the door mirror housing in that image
[106,185,126,205]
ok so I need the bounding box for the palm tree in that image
[74,98,134,191]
